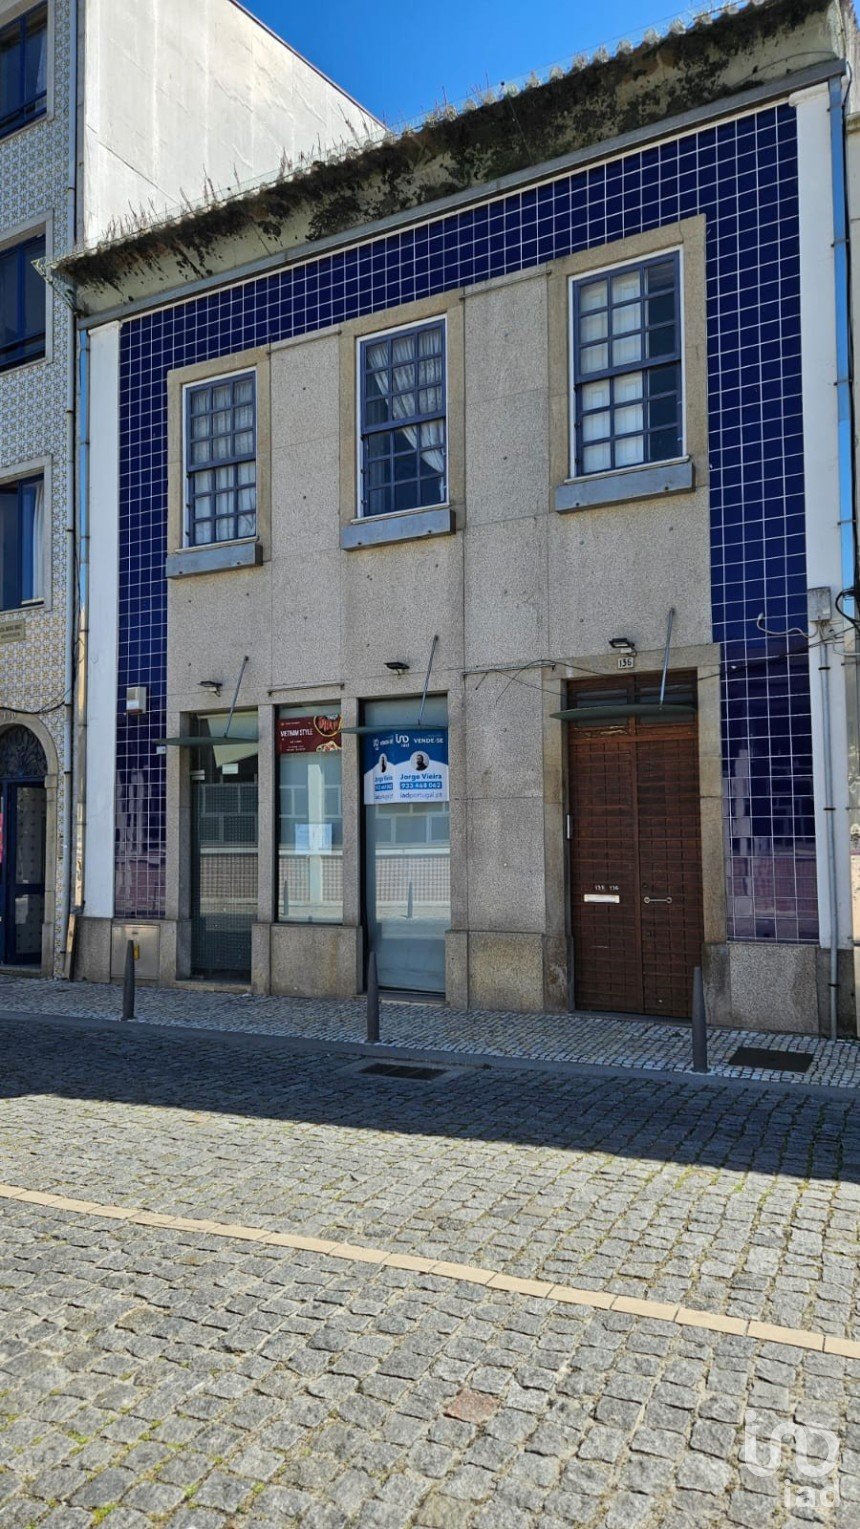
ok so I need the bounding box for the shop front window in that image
[189,710,258,979]
[363,696,450,994]
[277,706,343,923]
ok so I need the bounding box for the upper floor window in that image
[0,474,43,610]
[0,232,46,372]
[185,372,256,546]
[0,4,48,139]
[360,320,446,517]
[571,254,682,477]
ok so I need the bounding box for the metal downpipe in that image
[60,0,78,973]
[827,75,860,1037]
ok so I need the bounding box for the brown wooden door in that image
[568,676,704,1019]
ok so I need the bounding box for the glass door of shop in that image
[190,715,258,979]
[0,782,46,966]
[363,696,450,995]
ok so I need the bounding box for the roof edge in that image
[56,0,852,312]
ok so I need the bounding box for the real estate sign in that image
[362,729,448,804]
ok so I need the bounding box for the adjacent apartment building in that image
[0,0,377,975]
[57,0,860,1036]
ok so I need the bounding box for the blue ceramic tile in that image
[114,100,816,943]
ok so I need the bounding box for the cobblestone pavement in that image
[1,976,859,1089]
[0,1015,857,1525]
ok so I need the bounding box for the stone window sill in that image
[166,540,262,578]
[555,458,694,513]
[341,505,455,550]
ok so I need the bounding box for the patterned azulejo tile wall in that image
[0,0,75,971]
[117,101,816,943]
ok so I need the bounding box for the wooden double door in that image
[568,674,704,1019]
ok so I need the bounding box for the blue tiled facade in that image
[116,100,818,943]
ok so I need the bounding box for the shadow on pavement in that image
[0,1012,855,1185]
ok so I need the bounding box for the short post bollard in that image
[366,948,380,1044]
[122,939,136,1021]
[691,965,708,1073]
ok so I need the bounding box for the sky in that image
[242,0,701,127]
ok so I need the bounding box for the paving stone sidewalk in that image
[0,976,858,1089]
[0,1197,857,1529]
[0,1016,858,1524]
[0,1018,858,1340]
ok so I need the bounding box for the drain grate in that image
[728,1045,814,1074]
[360,1062,447,1081]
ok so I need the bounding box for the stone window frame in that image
[0,0,53,144]
[165,346,271,579]
[0,453,52,614]
[338,292,465,550]
[549,215,708,513]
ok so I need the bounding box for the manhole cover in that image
[360,1062,447,1081]
[728,1046,813,1074]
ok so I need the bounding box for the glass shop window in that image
[363,694,450,995]
[277,705,343,923]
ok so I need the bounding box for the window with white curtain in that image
[359,320,446,517]
[0,474,43,610]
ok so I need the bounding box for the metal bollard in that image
[366,948,380,1044]
[406,882,414,920]
[122,939,136,1021]
[691,965,708,1073]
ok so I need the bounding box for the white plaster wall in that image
[83,322,120,918]
[82,0,380,244]
[792,82,852,952]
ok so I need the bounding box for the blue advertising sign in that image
[362,728,449,804]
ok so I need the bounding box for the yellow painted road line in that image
[0,1182,857,1360]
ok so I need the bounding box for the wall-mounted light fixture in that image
[385,660,410,674]
[609,637,637,655]
[198,679,223,696]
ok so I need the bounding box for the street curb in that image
[0,1006,856,1102]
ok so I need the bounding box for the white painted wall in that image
[83,321,120,918]
[81,0,380,244]
[792,82,852,951]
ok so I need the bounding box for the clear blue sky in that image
[242,0,696,126]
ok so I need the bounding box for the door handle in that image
[643,896,673,904]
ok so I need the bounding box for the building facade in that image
[0,0,376,977]
[62,0,860,1035]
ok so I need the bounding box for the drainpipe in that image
[73,328,90,928]
[60,0,79,973]
[827,75,860,1038]
[816,614,840,1041]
